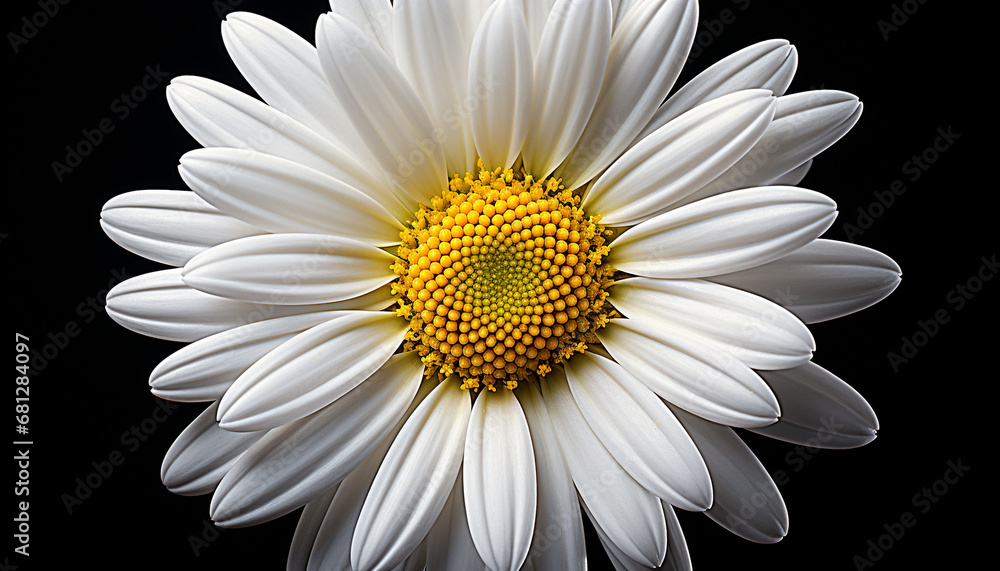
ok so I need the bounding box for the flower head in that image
[102,0,900,569]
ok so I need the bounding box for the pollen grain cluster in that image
[393,164,612,392]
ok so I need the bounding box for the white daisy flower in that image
[101,0,901,569]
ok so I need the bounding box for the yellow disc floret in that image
[392,163,613,392]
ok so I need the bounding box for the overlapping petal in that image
[609,277,814,370]
[182,233,396,305]
[543,369,667,567]
[711,239,902,323]
[468,0,533,171]
[217,311,408,432]
[316,12,448,207]
[750,362,879,449]
[351,379,470,571]
[100,190,264,267]
[210,352,423,527]
[179,148,403,247]
[564,352,712,511]
[160,402,267,496]
[609,186,837,279]
[583,89,776,226]
[599,318,780,428]
[670,406,788,543]
[521,0,612,179]
[556,0,698,189]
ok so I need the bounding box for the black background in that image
[6,0,989,569]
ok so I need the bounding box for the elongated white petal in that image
[150,310,349,403]
[222,12,364,154]
[100,190,264,266]
[710,239,901,324]
[634,39,798,146]
[352,379,470,571]
[557,0,698,189]
[211,352,423,527]
[518,0,557,57]
[464,390,536,571]
[106,269,346,342]
[521,0,612,179]
[670,406,788,543]
[469,0,533,171]
[609,277,814,370]
[316,13,447,207]
[394,0,478,174]
[167,75,411,222]
[218,311,408,432]
[610,186,837,279]
[182,233,396,305]
[662,502,692,571]
[518,383,587,571]
[584,90,775,226]
[680,90,862,206]
[329,0,394,57]
[426,472,489,571]
[587,500,688,571]
[179,148,403,247]
[543,369,667,567]
[305,378,436,571]
[750,362,879,448]
[288,486,340,571]
[565,352,711,511]
[161,402,267,496]
[599,318,780,427]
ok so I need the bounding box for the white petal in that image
[329,0,395,57]
[670,406,788,543]
[160,402,267,496]
[556,0,698,189]
[609,186,837,279]
[518,382,587,571]
[564,352,711,511]
[316,13,447,207]
[521,0,612,179]
[178,148,403,247]
[518,0,557,57]
[426,471,489,571]
[100,190,264,267]
[167,75,411,222]
[218,311,408,432]
[661,502,692,571]
[634,39,798,146]
[352,379,470,571]
[464,390,536,571]
[150,310,349,403]
[182,233,396,305]
[305,377,436,571]
[288,486,340,571]
[468,0,533,171]
[211,352,423,527]
[543,369,667,567]
[679,90,862,206]
[609,277,814,370]
[106,269,349,342]
[586,500,688,571]
[221,12,365,154]
[599,318,780,428]
[710,238,901,324]
[394,0,479,174]
[583,90,776,226]
[749,362,879,449]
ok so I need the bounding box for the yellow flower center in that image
[393,163,613,391]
